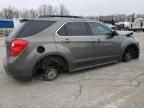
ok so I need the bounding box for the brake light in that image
[10,39,28,57]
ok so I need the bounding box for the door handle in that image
[63,39,71,43]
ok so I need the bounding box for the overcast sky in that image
[0,0,144,16]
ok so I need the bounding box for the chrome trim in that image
[55,21,69,37]
[55,21,93,37]
[55,20,112,37]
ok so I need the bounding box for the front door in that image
[87,22,121,64]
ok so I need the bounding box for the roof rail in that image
[39,15,84,18]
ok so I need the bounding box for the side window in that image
[88,22,112,36]
[57,22,89,36]
[19,20,56,37]
[57,26,66,36]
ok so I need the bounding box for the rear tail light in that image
[10,39,28,57]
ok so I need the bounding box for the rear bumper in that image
[3,57,32,81]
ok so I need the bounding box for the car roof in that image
[21,16,100,23]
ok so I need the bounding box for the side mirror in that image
[112,31,118,36]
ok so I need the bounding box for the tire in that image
[122,48,133,62]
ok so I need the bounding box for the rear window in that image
[8,22,28,38]
[9,20,56,38]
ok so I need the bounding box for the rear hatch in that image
[5,19,56,58]
[5,20,30,58]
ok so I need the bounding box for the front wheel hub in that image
[125,53,132,62]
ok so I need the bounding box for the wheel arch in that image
[121,43,139,59]
[32,54,71,76]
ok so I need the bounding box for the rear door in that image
[55,21,95,70]
[87,22,121,64]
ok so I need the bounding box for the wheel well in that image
[123,44,139,59]
[33,55,69,76]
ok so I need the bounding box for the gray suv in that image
[3,16,140,81]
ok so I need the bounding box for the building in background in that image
[115,21,131,30]
[0,18,14,36]
[131,18,144,32]
[0,18,14,28]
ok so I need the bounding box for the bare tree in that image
[14,9,20,18]
[1,5,19,19]
[2,4,144,23]
[38,5,60,16]
[29,9,38,18]
[0,11,3,18]
[38,5,48,16]
[59,4,69,16]
[0,4,70,19]
[46,5,57,15]
[20,9,30,18]
[19,9,38,18]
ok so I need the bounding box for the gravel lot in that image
[0,33,144,108]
